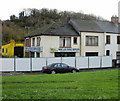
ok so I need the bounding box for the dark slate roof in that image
[26,22,79,37]
[69,19,104,33]
[94,21,118,33]
[118,24,120,33]
[69,19,119,34]
[25,19,120,38]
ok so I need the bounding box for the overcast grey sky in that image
[0,0,119,20]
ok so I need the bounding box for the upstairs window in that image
[106,35,110,44]
[117,36,120,44]
[37,37,41,46]
[86,36,98,46]
[25,38,31,47]
[60,37,71,48]
[32,38,35,46]
[73,37,77,44]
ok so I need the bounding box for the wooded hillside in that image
[2,8,108,45]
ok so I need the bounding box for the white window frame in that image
[86,36,98,46]
[60,37,71,48]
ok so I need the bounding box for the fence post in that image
[14,57,16,72]
[75,57,76,68]
[46,58,47,66]
[30,58,32,72]
[88,56,89,69]
[100,56,102,68]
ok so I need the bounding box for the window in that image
[116,52,120,59]
[73,37,77,44]
[6,48,8,53]
[86,36,98,46]
[106,50,110,56]
[25,38,31,47]
[106,35,110,44]
[54,64,61,68]
[2,48,4,53]
[32,38,35,46]
[37,37,41,46]
[117,36,120,44]
[60,37,71,47]
[30,52,34,58]
[36,52,40,57]
[85,52,98,56]
[61,63,68,68]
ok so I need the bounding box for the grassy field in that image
[2,69,119,100]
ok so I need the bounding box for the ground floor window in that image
[106,50,110,56]
[25,52,40,58]
[30,52,34,58]
[85,52,98,56]
[116,52,120,59]
[36,52,40,58]
[25,52,30,58]
[55,52,75,57]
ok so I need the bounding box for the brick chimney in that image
[111,16,119,24]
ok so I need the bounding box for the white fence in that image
[0,56,112,72]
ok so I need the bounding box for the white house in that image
[25,22,80,58]
[69,17,120,59]
[25,16,120,60]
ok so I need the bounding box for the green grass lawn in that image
[2,69,119,100]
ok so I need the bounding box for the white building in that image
[25,17,120,59]
[69,17,120,59]
[25,22,80,58]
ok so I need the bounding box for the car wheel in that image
[51,70,56,74]
[72,70,77,73]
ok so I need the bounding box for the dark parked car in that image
[42,63,79,74]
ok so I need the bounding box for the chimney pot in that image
[111,16,119,24]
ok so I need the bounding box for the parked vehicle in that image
[42,63,79,74]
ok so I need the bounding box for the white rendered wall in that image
[40,36,80,57]
[81,32,105,56]
[40,36,59,57]
[105,33,119,59]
